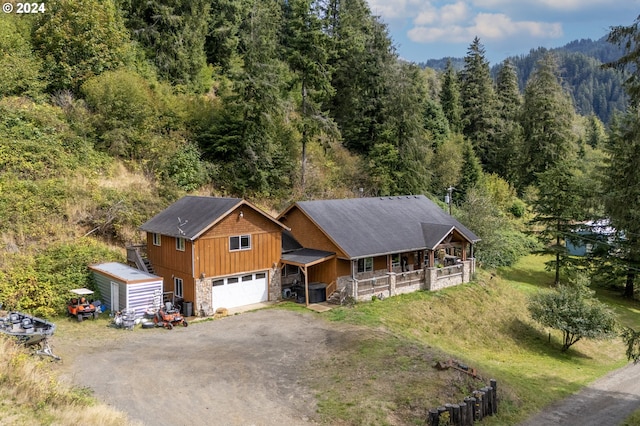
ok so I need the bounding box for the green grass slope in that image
[310,255,637,425]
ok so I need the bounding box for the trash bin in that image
[183,301,193,317]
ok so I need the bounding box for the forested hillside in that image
[423,37,628,124]
[1,0,640,315]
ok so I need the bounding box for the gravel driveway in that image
[518,362,640,426]
[55,309,354,426]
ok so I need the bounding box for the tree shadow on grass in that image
[497,267,555,290]
[502,318,592,360]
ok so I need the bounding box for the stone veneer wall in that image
[426,260,473,291]
[333,259,476,304]
[268,268,282,302]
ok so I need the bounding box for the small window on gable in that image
[152,233,161,246]
[176,237,185,251]
[357,257,373,273]
[229,235,251,251]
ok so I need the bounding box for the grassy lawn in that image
[311,255,639,425]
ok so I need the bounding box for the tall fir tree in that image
[118,0,211,91]
[601,110,640,298]
[531,161,585,285]
[520,52,576,188]
[205,0,246,72]
[323,0,395,155]
[601,16,640,298]
[198,0,294,196]
[440,59,463,133]
[494,59,524,184]
[281,0,337,188]
[459,37,498,171]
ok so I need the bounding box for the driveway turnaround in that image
[55,309,353,426]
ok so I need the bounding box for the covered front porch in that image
[280,248,336,306]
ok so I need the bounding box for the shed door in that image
[211,272,268,311]
[110,281,120,312]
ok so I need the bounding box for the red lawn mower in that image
[153,296,188,330]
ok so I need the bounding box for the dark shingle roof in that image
[281,248,335,266]
[140,196,242,239]
[292,195,479,258]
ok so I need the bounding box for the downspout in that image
[191,240,196,304]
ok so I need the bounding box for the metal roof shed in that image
[89,262,163,318]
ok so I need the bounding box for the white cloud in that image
[418,1,470,25]
[367,0,428,20]
[471,0,636,12]
[408,12,563,44]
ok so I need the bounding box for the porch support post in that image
[304,265,309,306]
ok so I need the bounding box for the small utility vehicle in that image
[67,288,99,322]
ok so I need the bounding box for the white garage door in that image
[211,272,268,311]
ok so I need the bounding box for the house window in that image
[391,254,400,268]
[357,257,373,273]
[229,235,251,251]
[176,237,185,251]
[282,264,300,277]
[152,233,161,246]
[174,277,183,298]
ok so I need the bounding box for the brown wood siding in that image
[373,255,387,271]
[194,232,281,278]
[147,234,193,276]
[280,207,347,258]
[337,259,351,278]
[193,206,282,278]
[308,258,337,284]
[153,265,195,303]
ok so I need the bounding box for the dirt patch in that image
[53,309,359,426]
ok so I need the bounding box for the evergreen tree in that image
[118,0,211,91]
[281,0,337,188]
[458,139,482,199]
[602,109,640,298]
[205,0,246,72]
[423,98,450,148]
[459,37,498,171]
[383,62,432,195]
[606,15,640,106]
[494,59,524,184]
[521,53,576,188]
[440,59,463,133]
[198,0,294,196]
[530,161,585,285]
[324,0,395,155]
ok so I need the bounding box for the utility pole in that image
[445,186,455,215]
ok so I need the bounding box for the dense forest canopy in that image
[1,1,640,315]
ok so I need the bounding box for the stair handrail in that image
[127,245,151,273]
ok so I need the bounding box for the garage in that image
[211,271,268,311]
[90,262,163,318]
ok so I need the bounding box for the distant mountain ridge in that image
[420,37,628,124]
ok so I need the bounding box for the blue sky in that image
[366,0,640,65]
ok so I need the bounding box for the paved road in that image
[519,362,640,426]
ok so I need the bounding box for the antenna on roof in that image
[177,217,188,235]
